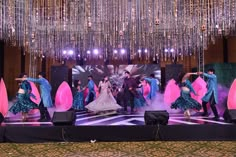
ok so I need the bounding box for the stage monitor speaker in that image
[223,109,236,123]
[0,113,4,124]
[52,111,75,126]
[144,110,169,125]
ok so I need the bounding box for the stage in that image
[1,111,236,143]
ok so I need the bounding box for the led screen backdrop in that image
[72,64,161,88]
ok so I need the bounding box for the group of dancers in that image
[72,71,159,114]
[8,68,220,122]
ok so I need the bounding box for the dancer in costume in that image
[111,83,119,100]
[85,75,96,104]
[140,79,150,101]
[72,80,85,110]
[198,68,219,120]
[144,73,159,100]
[85,76,121,113]
[18,72,53,122]
[9,73,38,121]
[133,84,146,112]
[122,71,138,114]
[171,72,201,118]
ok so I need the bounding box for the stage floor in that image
[2,110,231,126]
[1,111,236,143]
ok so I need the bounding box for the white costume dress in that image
[85,81,121,112]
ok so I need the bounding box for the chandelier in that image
[0,0,236,63]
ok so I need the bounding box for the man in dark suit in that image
[122,71,137,114]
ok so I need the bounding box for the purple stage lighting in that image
[144,49,148,53]
[113,49,118,54]
[87,50,91,54]
[93,49,99,55]
[121,49,126,54]
[63,50,67,55]
[68,50,74,55]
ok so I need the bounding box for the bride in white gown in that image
[85,76,122,113]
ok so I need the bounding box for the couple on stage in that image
[9,72,53,122]
[171,68,219,120]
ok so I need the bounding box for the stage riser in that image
[1,125,236,143]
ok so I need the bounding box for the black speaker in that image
[223,109,236,123]
[52,111,76,126]
[165,64,183,84]
[0,113,4,123]
[144,110,169,125]
[51,65,69,98]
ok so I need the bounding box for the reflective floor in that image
[2,110,230,126]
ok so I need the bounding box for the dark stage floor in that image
[1,111,236,143]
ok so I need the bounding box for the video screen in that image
[72,64,161,88]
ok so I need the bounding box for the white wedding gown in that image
[85,81,122,113]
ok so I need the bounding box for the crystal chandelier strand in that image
[1,0,236,62]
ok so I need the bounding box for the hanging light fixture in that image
[0,0,235,62]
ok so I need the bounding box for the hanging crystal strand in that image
[23,0,28,50]
[2,0,7,42]
[223,0,228,35]
[132,0,136,61]
[141,0,145,61]
[219,0,224,35]
[74,0,78,60]
[233,0,236,35]
[90,0,95,57]
[85,0,91,61]
[99,0,104,60]
[158,1,163,62]
[140,0,144,61]
[53,0,57,61]
[6,0,11,43]
[147,0,153,61]
[230,0,234,34]
[50,0,54,58]
[20,0,25,46]
[103,0,108,61]
[45,0,48,58]
[132,1,136,60]
[62,0,65,52]
[216,0,220,35]
[56,0,60,61]
[109,0,113,52]
[226,0,231,35]
[108,0,113,60]
[15,0,19,46]
[8,0,13,45]
[203,0,208,50]
[26,0,30,55]
[29,0,37,78]
[209,0,215,44]
[160,0,165,61]
[6,0,9,42]
[79,0,84,60]
[117,0,121,50]
[151,0,155,62]
[144,0,148,61]
[125,0,130,61]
